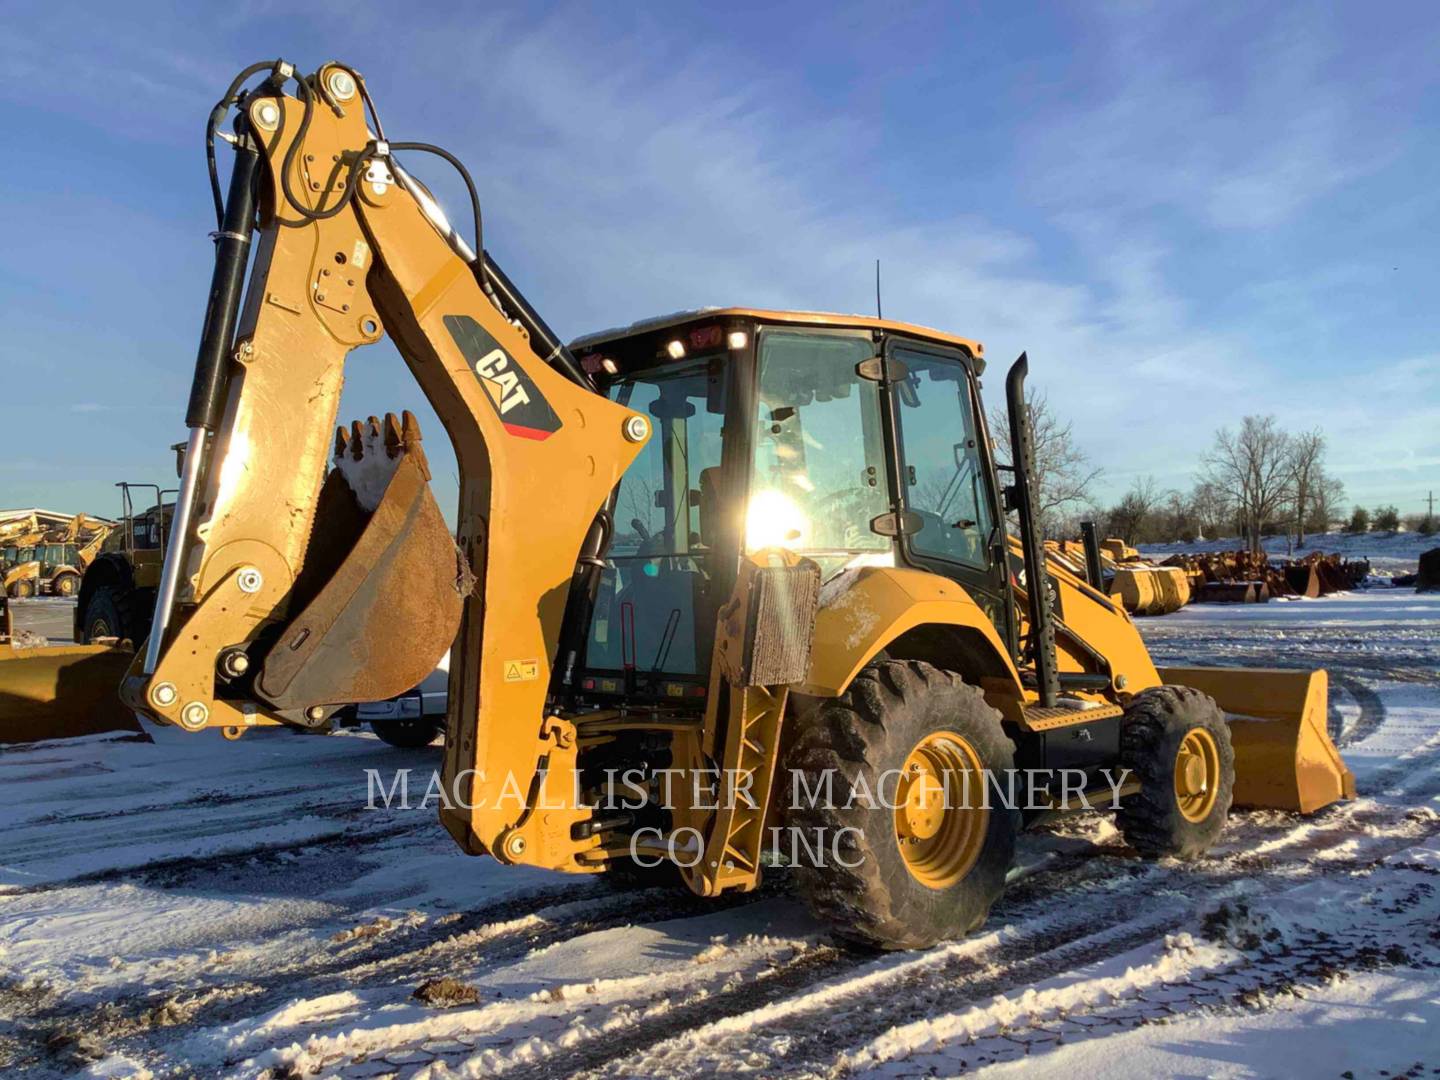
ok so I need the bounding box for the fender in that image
[795,567,1025,720]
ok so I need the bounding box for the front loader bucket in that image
[0,643,141,744]
[256,413,466,710]
[1159,666,1356,813]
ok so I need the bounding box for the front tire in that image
[9,579,36,599]
[1116,686,1235,859]
[784,660,1020,950]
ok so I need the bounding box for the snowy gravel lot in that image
[1,590,1437,1079]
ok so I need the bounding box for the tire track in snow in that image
[318,804,1438,1080]
[839,856,1440,1075]
[12,882,774,1077]
[602,816,1440,1079]
[0,818,427,896]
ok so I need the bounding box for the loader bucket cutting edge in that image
[1158,666,1356,813]
[0,643,142,744]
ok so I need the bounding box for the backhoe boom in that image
[126,60,648,872]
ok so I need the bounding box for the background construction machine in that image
[75,483,174,646]
[2,513,114,598]
[0,59,1354,948]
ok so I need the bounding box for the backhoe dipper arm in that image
[129,62,648,871]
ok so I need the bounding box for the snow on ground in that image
[1,592,1437,1078]
[1139,529,1437,575]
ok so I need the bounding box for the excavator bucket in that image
[0,642,140,744]
[255,413,465,710]
[1159,666,1356,813]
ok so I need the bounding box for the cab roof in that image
[569,307,984,359]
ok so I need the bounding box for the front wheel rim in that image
[895,731,989,888]
[1174,727,1220,822]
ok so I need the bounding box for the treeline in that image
[1061,416,1435,550]
[997,397,1433,551]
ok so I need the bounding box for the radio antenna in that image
[875,259,883,319]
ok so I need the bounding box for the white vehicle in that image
[354,653,448,748]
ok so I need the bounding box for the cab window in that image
[893,349,994,570]
[584,356,725,677]
[748,329,890,575]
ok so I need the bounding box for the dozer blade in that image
[256,412,466,710]
[0,643,141,744]
[1159,666,1356,813]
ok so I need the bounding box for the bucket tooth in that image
[334,424,350,459]
[383,412,404,458]
[401,410,430,477]
[350,419,365,460]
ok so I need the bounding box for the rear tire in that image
[369,717,442,748]
[52,573,80,597]
[784,660,1020,950]
[1116,686,1234,859]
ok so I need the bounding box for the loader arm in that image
[127,61,648,871]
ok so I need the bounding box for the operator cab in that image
[568,309,1016,703]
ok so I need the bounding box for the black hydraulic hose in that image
[211,62,591,397]
[278,75,380,223]
[388,142,483,260]
[206,60,280,227]
[384,141,592,391]
[186,138,261,431]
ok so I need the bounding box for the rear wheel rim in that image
[1174,727,1220,822]
[895,731,989,888]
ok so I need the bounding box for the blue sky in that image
[2,1,1437,521]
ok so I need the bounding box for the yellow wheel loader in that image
[3,59,1354,945]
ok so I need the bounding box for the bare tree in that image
[1202,415,1292,554]
[1287,428,1326,546]
[1189,479,1234,540]
[1107,475,1164,545]
[1306,472,1346,536]
[990,389,1102,537]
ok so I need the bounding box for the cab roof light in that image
[688,325,723,350]
[665,339,686,360]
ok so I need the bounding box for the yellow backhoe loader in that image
[0,60,1354,946]
[2,514,114,598]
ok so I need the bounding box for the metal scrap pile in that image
[1160,550,1369,604]
[1050,536,1369,613]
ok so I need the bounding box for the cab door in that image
[885,340,1015,649]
